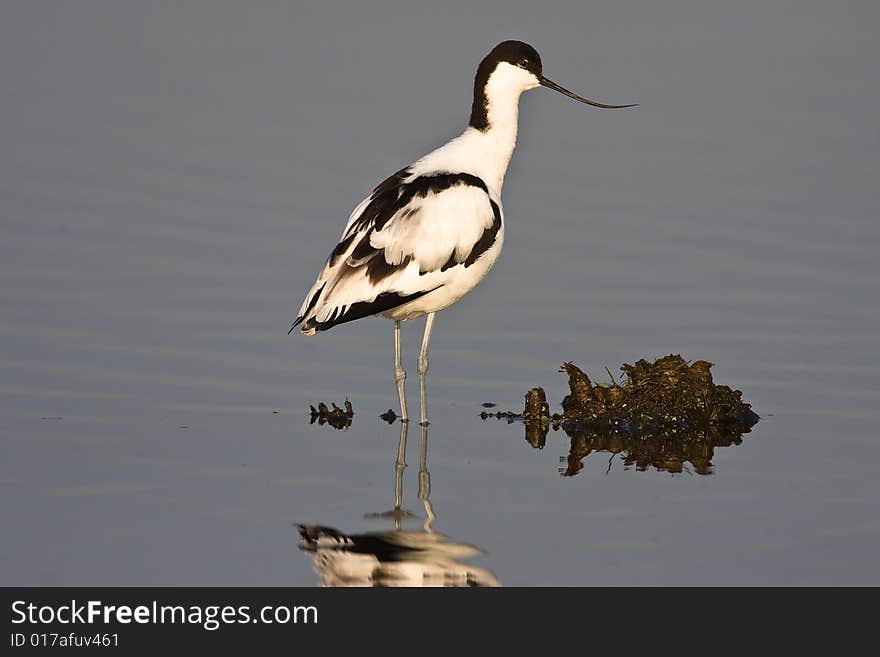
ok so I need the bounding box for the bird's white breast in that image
[382,217,504,321]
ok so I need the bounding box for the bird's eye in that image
[518,59,529,68]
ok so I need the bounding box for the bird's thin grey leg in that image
[393,320,408,422]
[393,419,408,532]
[417,312,436,426]
[365,419,411,527]
[417,422,435,532]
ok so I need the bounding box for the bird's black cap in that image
[483,40,543,77]
[470,41,543,130]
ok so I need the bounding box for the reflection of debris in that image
[561,424,753,476]
[525,421,549,449]
[309,400,354,430]
[481,355,760,475]
[379,409,398,424]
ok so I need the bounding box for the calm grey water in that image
[2,1,878,585]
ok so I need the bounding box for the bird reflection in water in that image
[297,421,500,587]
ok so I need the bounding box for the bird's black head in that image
[470,41,543,131]
[484,40,543,78]
[469,40,637,132]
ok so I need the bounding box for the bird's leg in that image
[417,312,436,426]
[393,419,408,532]
[393,320,408,422]
[417,422,435,533]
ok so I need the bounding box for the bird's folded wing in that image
[294,168,501,331]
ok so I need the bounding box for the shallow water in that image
[2,1,879,585]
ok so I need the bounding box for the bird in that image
[297,524,501,587]
[290,40,636,425]
[297,422,501,587]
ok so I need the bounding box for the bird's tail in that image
[297,524,351,551]
[289,281,328,336]
[287,316,304,335]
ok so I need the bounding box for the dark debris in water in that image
[379,408,398,424]
[309,399,354,430]
[481,354,759,476]
[560,355,758,430]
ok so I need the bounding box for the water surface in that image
[2,1,879,585]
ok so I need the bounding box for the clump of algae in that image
[480,355,759,476]
[559,355,758,430]
[309,399,354,430]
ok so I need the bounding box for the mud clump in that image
[560,355,758,430]
[555,355,758,474]
[523,387,550,421]
[309,399,354,430]
[379,409,398,424]
[523,387,550,448]
[481,354,759,476]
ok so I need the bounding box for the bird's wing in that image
[292,167,501,334]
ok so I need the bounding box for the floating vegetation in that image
[481,355,759,475]
[309,399,354,430]
[559,356,758,430]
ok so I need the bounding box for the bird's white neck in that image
[415,63,537,194]
[465,62,538,191]
[474,88,521,190]
[413,123,517,195]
